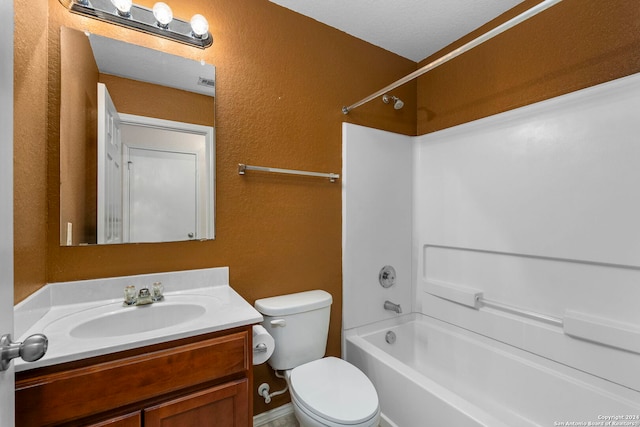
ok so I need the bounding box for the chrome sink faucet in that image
[384,300,402,314]
[123,282,164,306]
[136,287,153,305]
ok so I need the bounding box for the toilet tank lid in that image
[255,290,332,316]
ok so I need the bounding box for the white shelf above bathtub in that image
[424,279,640,355]
[563,310,640,354]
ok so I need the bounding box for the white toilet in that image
[255,290,380,427]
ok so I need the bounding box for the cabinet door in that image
[144,379,248,427]
[17,331,249,426]
[86,412,142,427]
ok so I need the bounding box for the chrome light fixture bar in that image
[61,0,213,49]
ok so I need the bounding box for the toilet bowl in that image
[287,357,380,427]
[254,290,380,427]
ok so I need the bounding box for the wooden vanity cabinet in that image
[16,326,253,427]
[144,379,248,426]
[85,412,142,427]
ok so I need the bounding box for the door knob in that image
[0,333,48,371]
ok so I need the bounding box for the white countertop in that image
[14,267,263,372]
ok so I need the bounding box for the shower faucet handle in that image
[379,265,396,288]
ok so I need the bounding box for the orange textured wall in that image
[59,26,99,245]
[14,0,48,301]
[99,74,215,127]
[417,0,640,134]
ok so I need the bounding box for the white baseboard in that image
[253,403,295,427]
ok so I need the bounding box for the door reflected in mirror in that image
[59,27,215,246]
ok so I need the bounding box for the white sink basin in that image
[70,303,207,338]
[14,268,265,372]
[44,295,219,339]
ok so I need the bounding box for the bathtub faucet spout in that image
[384,300,402,314]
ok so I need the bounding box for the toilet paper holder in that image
[252,324,275,366]
[254,343,268,353]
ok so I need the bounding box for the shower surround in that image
[342,73,640,426]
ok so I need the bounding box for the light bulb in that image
[153,2,173,28]
[111,0,132,17]
[190,14,209,39]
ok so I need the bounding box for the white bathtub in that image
[344,314,640,427]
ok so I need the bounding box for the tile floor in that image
[258,413,382,427]
[258,412,299,427]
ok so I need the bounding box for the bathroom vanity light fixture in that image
[60,0,213,48]
[152,2,172,29]
[111,0,132,17]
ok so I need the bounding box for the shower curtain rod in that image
[341,0,563,114]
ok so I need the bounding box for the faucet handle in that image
[123,285,137,306]
[152,281,164,302]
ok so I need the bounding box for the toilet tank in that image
[255,290,332,370]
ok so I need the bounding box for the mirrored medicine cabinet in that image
[58,27,215,246]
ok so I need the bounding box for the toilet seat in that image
[289,357,380,426]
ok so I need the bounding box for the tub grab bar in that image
[425,279,562,326]
[424,279,640,354]
[479,297,563,327]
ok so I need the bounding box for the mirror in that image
[59,27,215,246]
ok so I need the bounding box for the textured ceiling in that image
[269,0,526,62]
